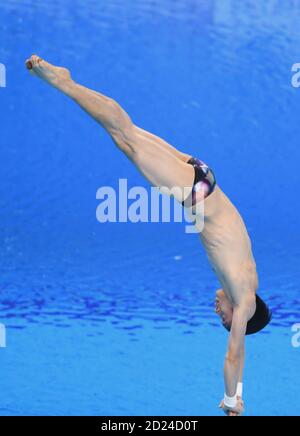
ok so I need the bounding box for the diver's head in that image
[215,289,272,335]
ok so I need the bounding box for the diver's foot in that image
[25,55,74,92]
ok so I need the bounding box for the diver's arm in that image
[224,308,247,399]
[238,347,245,384]
[221,296,256,416]
[221,294,256,416]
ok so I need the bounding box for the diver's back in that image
[199,186,259,294]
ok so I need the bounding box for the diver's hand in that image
[219,397,244,416]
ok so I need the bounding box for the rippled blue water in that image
[0,0,300,416]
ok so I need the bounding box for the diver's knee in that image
[111,130,138,158]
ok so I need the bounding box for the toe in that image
[31,55,42,67]
[25,59,33,70]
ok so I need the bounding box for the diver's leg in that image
[134,126,192,163]
[26,55,194,202]
[88,89,192,163]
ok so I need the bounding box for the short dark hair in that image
[246,295,272,335]
[224,295,272,335]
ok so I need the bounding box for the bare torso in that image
[198,186,258,304]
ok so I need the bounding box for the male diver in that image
[25,55,272,416]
